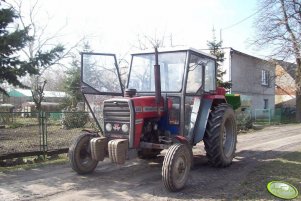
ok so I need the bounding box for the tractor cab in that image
[128,48,221,144]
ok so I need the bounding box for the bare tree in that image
[133,32,176,50]
[253,0,301,122]
[7,0,81,111]
[32,80,46,111]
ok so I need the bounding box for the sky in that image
[11,0,264,61]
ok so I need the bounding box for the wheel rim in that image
[222,118,235,158]
[173,155,188,184]
[78,141,93,167]
[222,126,227,146]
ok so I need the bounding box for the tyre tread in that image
[203,103,237,167]
[69,133,98,174]
[162,144,191,192]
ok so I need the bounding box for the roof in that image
[0,104,14,108]
[22,102,61,106]
[201,47,273,63]
[225,47,271,63]
[275,60,296,79]
[8,88,66,98]
[131,47,216,59]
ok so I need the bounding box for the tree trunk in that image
[295,61,301,122]
[280,0,301,122]
[296,94,301,122]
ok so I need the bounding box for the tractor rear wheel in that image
[69,133,98,174]
[203,103,237,167]
[162,144,191,192]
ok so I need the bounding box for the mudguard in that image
[175,135,190,145]
[193,98,212,144]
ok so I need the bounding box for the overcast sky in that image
[12,0,264,59]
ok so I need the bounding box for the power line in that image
[222,6,265,30]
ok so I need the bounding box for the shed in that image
[5,88,67,108]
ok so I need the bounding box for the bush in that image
[61,111,89,129]
[7,122,23,129]
[236,109,253,131]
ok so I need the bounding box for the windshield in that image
[128,51,186,92]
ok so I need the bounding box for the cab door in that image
[81,53,123,95]
[80,52,124,131]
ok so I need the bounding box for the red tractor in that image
[69,47,240,192]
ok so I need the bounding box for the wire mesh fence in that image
[0,112,41,156]
[0,111,96,159]
[254,107,296,124]
[235,107,296,132]
[46,111,96,151]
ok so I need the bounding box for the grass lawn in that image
[236,150,301,200]
[0,154,69,173]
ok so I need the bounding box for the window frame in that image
[264,99,269,109]
[261,70,270,86]
[185,52,216,95]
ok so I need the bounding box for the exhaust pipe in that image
[154,47,161,104]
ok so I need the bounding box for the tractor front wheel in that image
[203,103,237,167]
[69,133,98,174]
[162,144,191,192]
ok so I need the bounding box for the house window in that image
[264,99,269,109]
[261,70,269,86]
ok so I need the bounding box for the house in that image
[3,88,67,109]
[274,61,296,107]
[220,48,276,113]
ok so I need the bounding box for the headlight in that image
[121,124,129,133]
[105,123,112,132]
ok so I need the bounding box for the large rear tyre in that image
[162,144,191,192]
[69,133,98,174]
[203,103,237,167]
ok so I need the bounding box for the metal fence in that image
[254,107,296,124]
[0,111,96,160]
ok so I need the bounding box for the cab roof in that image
[131,47,216,60]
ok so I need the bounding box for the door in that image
[80,52,124,131]
[81,53,123,95]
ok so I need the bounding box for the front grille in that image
[103,101,131,123]
[103,100,132,137]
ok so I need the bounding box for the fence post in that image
[44,112,48,151]
[39,111,42,152]
[39,111,47,159]
[269,109,271,125]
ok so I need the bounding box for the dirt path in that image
[0,124,301,201]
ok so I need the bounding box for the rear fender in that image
[174,135,190,145]
[193,98,213,144]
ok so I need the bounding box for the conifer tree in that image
[207,28,231,89]
[0,2,38,94]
